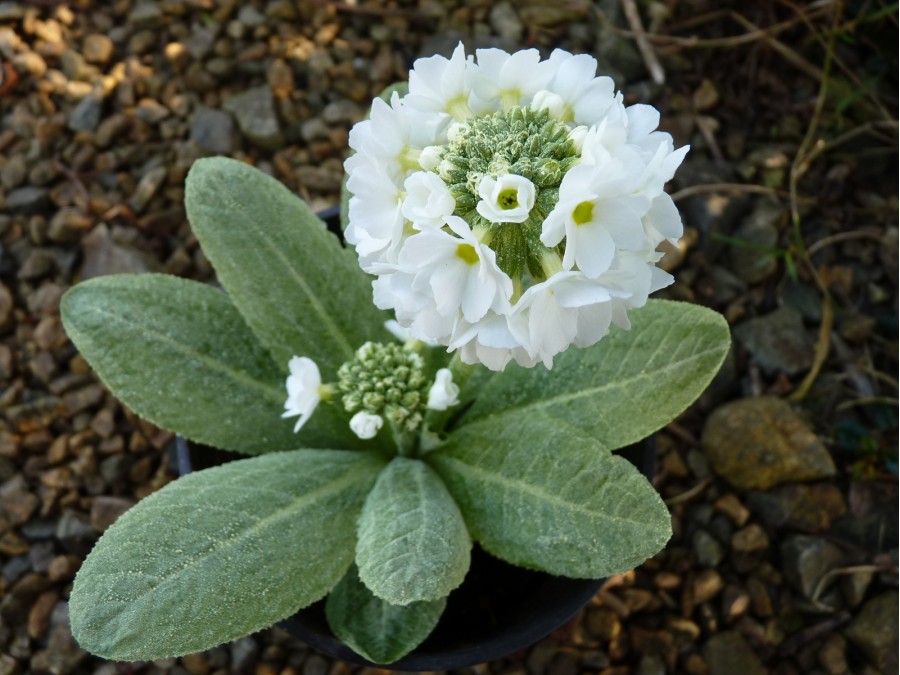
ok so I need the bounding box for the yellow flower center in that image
[456,243,479,265]
[572,200,594,225]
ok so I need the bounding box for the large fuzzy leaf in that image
[70,450,386,660]
[184,156,390,376]
[429,414,671,578]
[61,274,360,453]
[326,564,446,665]
[356,457,470,605]
[457,300,730,450]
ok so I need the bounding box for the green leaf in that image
[61,274,359,453]
[458,300,730,450]
[69,450,386,661]
[184,156,390,376]
[356,457,470,605]
[326,564,445,665]
[429,414,672,578]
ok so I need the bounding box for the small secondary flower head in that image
[345,45,688,370]
[282,356,321,432]
[337,342,429,433]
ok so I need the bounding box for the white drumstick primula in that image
[344,43,688,370]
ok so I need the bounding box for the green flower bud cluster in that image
[337,342,429,432]
[434,106,579,282]
[438,106,577,215]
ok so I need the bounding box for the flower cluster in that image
[345,45,688,370]
[282,342,460,440]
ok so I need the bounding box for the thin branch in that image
[620,0,666,84]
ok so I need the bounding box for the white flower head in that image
[475,174,535,224]
[345,43,688,370]
[427,368,460,410]
[349,411,383,439]
[282,356,321,432]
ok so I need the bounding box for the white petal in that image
[349,411,383,439]
[427,368,460,410]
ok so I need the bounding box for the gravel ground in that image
[0,1,897,674]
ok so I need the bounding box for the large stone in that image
[780,534,845,600]
[701,397,835,490]
[6,186,50,214]
[734,307,814,376]
[68,92,103,132]
[80,224,161,279]
[223,85,284,150]
[729,199,783,283]
[190,106,237,154]
[747,482,847,532]
[843,591,899,674]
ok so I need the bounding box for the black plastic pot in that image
[175,437,655,670]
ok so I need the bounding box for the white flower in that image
[542,49,616,125]
[450,313,539,371]
[470,48,555,111]
[427,368,460,410]
[344,155,405,271]
[541,162,649,277]
[405,43,473,121]
[281,356,321,432]
[349,411,383,439]
[508,273,628,367]
[397,215,512,323]
[475,174,536,224]
[401,171,456,228]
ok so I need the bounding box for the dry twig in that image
[620,0,666,84]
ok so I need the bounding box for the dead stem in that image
[620,0,666,84]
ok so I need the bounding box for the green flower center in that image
[498,189,519,210]
[432,106,580,288]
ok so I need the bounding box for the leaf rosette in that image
[60,45,731,667]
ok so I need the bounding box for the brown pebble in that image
[732,523,769,554]
[631,627,677,671]
[745,577,774,618]
[182,651,211,675]
[721,584,750,622]
[27,589,59,640]
[586,606,621,642]
[667,616,701,644]
[90,495,135,531]
[683,652,708,675]
[691,569,724,605]
[0,529,29,556]
[47,554,81,582]
[654,571,681,590]
[0,477,40,526]
[714,493,750,526]
[621,588,661,614]
[129,455,156,483]
[46,435,69,464]
[818,633,848,675]
[61,384,105,415]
